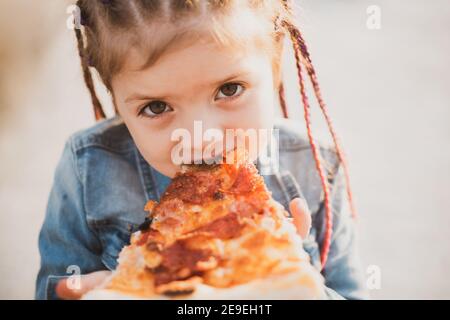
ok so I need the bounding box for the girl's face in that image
[111,36,277,178]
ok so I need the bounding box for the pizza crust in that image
[84,265,325,300]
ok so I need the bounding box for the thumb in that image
[56,270,111,300]
[289,197,312,240]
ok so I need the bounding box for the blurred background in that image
[0,0,449,299]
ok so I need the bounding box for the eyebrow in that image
[124,71,250,103]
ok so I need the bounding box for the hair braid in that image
[284,21,333,268]
[291,28,358,220]
[278,0,358,215]
[74,5,106,121]
[278,81,288,118]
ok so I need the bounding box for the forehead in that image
[119,39,269,88]
[112,7,275,85]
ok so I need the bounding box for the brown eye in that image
[221,83,238,96]
[216,83,244,100]
[140,101,172,118]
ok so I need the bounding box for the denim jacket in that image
[35,116,368,300]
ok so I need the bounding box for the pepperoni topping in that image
[196,212,243,239]
[161,241,211,271]
[163,171,220,204]
[228,164,259,194]
[153,240,214,286]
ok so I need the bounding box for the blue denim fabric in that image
[35,116,369,300]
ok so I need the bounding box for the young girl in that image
[36,0,368,300]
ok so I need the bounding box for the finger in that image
[56,270,111,300]
[289,197,312,239]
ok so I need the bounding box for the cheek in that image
[120,115,179,175]
[224,87,275,163]
[229,82,275,131]
[118,103,170,155]
[135,129,168,157]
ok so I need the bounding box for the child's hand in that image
[56,270,111,300]
[289,198,312,240]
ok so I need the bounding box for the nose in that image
[175,105,227,163]
[190,119,227,164]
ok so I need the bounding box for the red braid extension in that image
[283,22,358,220]
[285,24,333,268]
[278,82,289,118]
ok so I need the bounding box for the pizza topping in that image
[213,191,224,200]
[155,198,184,218]
[160,241,213,272]
[136,228,163,247]
[152,266,187,286]
[159,216,182,228]
[144,200,157,214]
[229,164,258,194]
[196,212,243,239]
[163,171,220,204]
[150,238,218,286]
[146,241,162,252]
[229,198,263,219]
[142,248,162,269]
[135,232,150,246]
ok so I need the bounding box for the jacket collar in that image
[133,146,171,202]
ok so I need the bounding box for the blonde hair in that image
[74,0,357,269]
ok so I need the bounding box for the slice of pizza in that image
[83,148,326,299]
